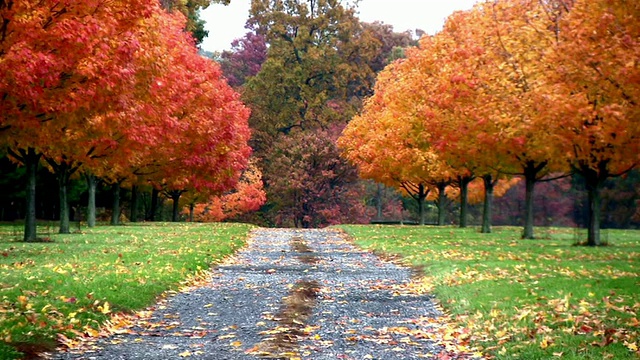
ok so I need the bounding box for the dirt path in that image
[51,228,463,359]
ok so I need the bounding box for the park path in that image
[51,228,466,359]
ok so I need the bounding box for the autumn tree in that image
[241,0,395,227]
[361,21,414,74]
[541,0,639,245]
[384,2,566,234]
[186,160,266,222]
[0,0,153,240]
[266,127,367,227]
[244,0,377,145]
[219,32,267,88]
[338,61,447,225]
[144,45,252,223]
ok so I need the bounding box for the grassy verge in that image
[339,225,640,360]
[0,222,253,359]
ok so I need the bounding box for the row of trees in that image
[339,0,639,246]
[1,0,252,241]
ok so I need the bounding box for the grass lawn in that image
[0,222,253,359]
[339,225,640,360]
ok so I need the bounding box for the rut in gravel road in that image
[52,228,471,360]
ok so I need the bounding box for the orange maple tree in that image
[338,60,453,225]
[1,1,252,235]
[0,0,153,240]
[185,160,266,222]
[540,0,640,245]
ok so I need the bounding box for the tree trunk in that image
[437,182,447,226]
[523,168,537,239]
[23,148,41,242]
[376,183,383,219]
[171,191,182,222]
[57,165,71,234]
[581,166,606,246]
[586,183,602,246]
[189,204,195,222]
[417,183,428,225]
[481,175,495,234]
[130,185,139,222]
[458,176,472,228]
[521,160,548,239]
[150,188,159,221]
[86,174,97,227]
[111,183,121,225]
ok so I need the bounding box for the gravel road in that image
[50,228,452,360]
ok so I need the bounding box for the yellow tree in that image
[425,1,570,236]
[541,0,640,246]
[339,61,445,225]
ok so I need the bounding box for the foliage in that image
[0,222,251,359]
[341,225,640,359]
[244,0,378,145]
[540,0,640,245]
[219,32,268,88]
[340,0,639,242]
[239,0,416,227]
[160,0,231,44]
[0,1,252,234]
[265,127,368,228]
[186,160,267,222]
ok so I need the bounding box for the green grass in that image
[338,225,640,360]
[0,222,253,359]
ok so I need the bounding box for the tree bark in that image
[22,148,41,242]
[130,185,139,222]
[481,175,495,234]
[150,188,159,221]
[523,174,536,239]
[458,176,472,228]
[521,160,548,239]
[189,203,195,222]
[170,191,182,222]
[86,174,97,227]
[417,183,428,225]
[57,164,71,234]
[581,165,607,246]
[436,182,447,226]
[111,183,121,225]
[376,183,383,219]
[586,183,602,246]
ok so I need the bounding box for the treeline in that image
[0,1,252,241]
[339,0,639,246]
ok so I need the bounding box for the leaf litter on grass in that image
[340,225,640,359]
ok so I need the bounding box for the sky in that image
[200,0,479,53]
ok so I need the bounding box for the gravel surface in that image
[50,228,447,359]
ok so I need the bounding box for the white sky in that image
[200,0,479,53]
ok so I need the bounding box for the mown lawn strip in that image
[339,225,640,360]
[0,222,252,360]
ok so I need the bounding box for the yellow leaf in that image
[540,337,552,349]
[231,341,242,347]
[178,351,192,357]
[99,302,111,314]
